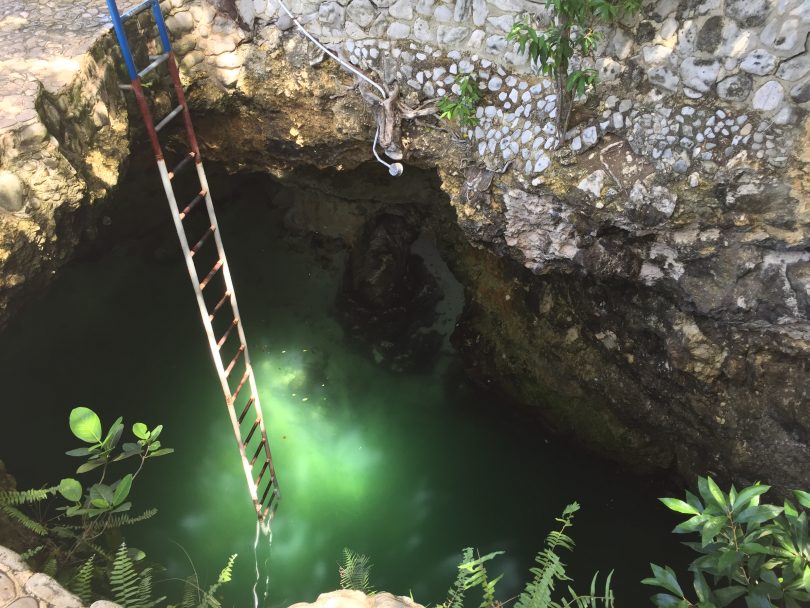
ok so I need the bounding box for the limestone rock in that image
[740,49,778,75]
[0,172,24,212]
[717,74,752,101]
[752,80,785,111]
[679,58,720,93]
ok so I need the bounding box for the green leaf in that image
[132,422,149,440]
[706,477,728,511]
[650,593,685,607]
[713,586,746,607]
[794,491,810,510]
[661,498,701,515]
[65,447,92,457]
[738,505,783,526]
[69,407,103,444]
[147,448,174,458]
[693,570,710,603]
[104,417,124,449]
[148,425,163,441]
[701,516,727,547]
[733,484,770,513]
[646,564,684,596]
[90,498,110,509]
[76,460,105,474]
[112,474,132,506]
[58,478,82,502]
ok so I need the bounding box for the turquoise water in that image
[0,173,687,607]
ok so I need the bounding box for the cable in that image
[273,0,404,176]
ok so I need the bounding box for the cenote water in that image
[0,164,688,607]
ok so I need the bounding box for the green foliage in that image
[439,504,614,608]
[110,541,165,608]
[339,548,375,594]
[1,505,49,536]
[438,75,482,128]
[70,556,96,605]
[643,476,810,608]
[507,0,640,142]
[0,486,58,505]
[0,406,173,606]
[169,554,238,608]
[19,545,45,562]
[439,548,504,608]
[515,503,614,608]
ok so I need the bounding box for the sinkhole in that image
[0,153,689,607]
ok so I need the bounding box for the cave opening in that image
[0,153,690,606]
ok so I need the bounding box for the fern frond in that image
[105,508,159,528]
[199,553,237,607]
[110,541,162,608]
[0,504,48,535]
[43,555,58,578]
[70,556,95,604]
[0,486,57,506]
[179,576,200,608]
[19,545,44,562]
[339,548,374,594]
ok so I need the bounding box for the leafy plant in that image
[643,476,810,608]
[439,504,614,608]
[0,406,172,585]
[439,548,504,608]
[339,548,375,594]
[109,541,164,608]
[507,0,640,145]
[438,75,482,129]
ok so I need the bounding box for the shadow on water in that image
[0,164,690,607]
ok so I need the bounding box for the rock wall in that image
[1,0,809,490]
[0,545,119,608]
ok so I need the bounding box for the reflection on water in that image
[0,188,687,608]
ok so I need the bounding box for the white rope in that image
[273,0,403,175]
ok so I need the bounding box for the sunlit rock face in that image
[1,0,809,492]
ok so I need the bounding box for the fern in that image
[515,503,614,608]
[0,486,57,506]
[441,548,504,608]
[105,508,158,528]
[43,555,58,578]
[110,541,164,608]
[339,548,374,594]
[198,554,237,608]
[1,504,48,535]
[179,576,200,608]
[70,556,95,604]
[19,545,44,562]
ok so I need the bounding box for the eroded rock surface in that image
[1,0,809,492]
[0,545,118,608]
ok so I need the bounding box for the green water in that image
[0,174,687,607]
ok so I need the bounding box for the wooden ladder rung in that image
[231,369,250,403]
[217,318,239,349]
[224,344,245,376]
[190,225,215,257]
[208,290,230,321]
[169,152,196,180]
[199,259,223,290]
[238,396,256,424]
[243,420,260,447]
[255,460,270,487]
[250,442,263,466]
[179,190,206,220]
[259,477,275,507]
